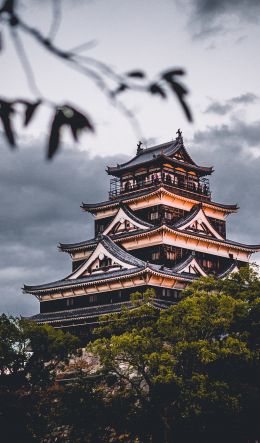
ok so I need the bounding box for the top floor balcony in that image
[109,170,211,201]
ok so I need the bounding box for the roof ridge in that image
[171,254,194,272]
[120,203,154,228]
[172,204,202,229]
[100,234,146,267]
[217,261,238,279]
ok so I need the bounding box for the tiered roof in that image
[24,229,245,296]
[23,134,260,329]
[60,204,260,255]
[81,187,238,215]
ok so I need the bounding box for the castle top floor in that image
[106,131,213,202]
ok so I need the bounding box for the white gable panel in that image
[178,257,207,277]
[103,207,150,235]
[69,242,134,280]
[178,208,224,240]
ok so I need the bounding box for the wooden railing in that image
[109,177,211,201]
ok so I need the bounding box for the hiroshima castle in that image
[24,130,260,336]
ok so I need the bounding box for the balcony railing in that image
[109,176,211,201]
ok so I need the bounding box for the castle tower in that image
[23,132,260,336]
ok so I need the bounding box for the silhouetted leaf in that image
[161,69,192,122]
[47,109,65,159]
[68,106,94,141]
[149,83,167,99]
[23,100,41,126]
[126,70,146,79]
[47,105,94,159]
[0,99,16,147]
[162,69,185,81]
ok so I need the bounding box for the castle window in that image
[173,290,179,299]
[164,211,172,220]
[100,257,112,268]
[150,212,159,220]
[152,251,160,261]
[66,298,74,307]
[89,294,98,303]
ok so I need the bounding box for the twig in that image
[10,27,41,98]
[48,0,62,41]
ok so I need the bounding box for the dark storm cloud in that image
[187,0,260,38]
[190,118,260,247]
[0,138,127,316]
[193,0,260,21]
[204,93,259,115]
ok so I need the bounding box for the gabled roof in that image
[172,204,224,240]
[106,139,213,176]
[172,254,207,276]
[59,204,257,256]
[103,203,154,235]
[68,235,145,280]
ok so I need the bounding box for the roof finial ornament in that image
[136,141,143,155]
[176,128,183,146]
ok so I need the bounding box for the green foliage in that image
[0,315,79,442]
[2,267,260,442]
[88,266,260,442]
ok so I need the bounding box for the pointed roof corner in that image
[218,261,240,279]
[172,204,224,240]
[68,234,145,280]
[172,254,207,277]
[103,203,154,235]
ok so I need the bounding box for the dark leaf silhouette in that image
[161,69,192,122]
[162,69,185,80]
[23,100,41,126]
[47,105,94,159]
[0,99,16,147]
[69,106,94,141]
[126,70,146,79]
[149,83,167,99]
[48,109,64,159]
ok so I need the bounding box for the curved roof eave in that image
[81,187,238,214]
[107,152,213,177]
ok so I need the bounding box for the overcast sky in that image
[1,0,260,316]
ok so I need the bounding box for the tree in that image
[0,0,192,158]
[0,314,79,442]
[89,267,260,443]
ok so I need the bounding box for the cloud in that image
[190,118,260,250]
[192,0,260,22]
[187,0,260,38]
[204,93,259,115]
[0,138,127,316]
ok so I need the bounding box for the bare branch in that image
[48,0,62,41]
[10,28,41,98]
